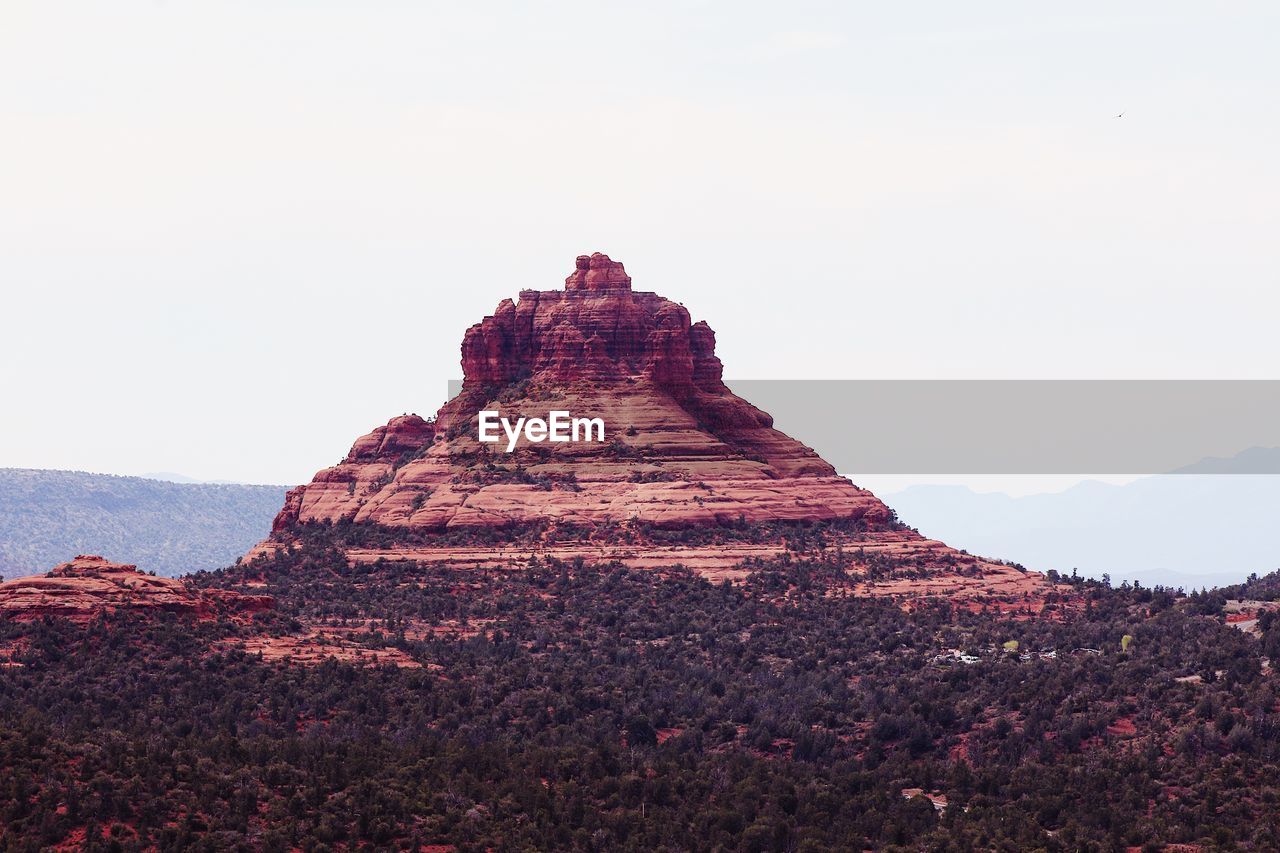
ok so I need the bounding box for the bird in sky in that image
[1115,111,1125,118]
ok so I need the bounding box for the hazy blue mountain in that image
[140,472,243,485]
[885,473,1280,591]
[1171,446,1280,474]
[0,468,289,578]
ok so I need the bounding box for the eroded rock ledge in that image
[0,555,272,623]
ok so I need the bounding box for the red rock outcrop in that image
[265,253,887,535]
[0,555,272,623]
[250,252,1066,609]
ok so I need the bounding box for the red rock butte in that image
[265,252,885,532]
[251,253,1065,610]
[0,555,272,623]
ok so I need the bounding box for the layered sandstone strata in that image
[265,253,890,536]
[250,252,1065,610]
[0,555,272,623]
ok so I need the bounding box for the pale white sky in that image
[3,2,1278,484]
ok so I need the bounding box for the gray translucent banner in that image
[447,380,1280,474]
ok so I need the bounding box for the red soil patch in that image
[1106,717,1138,738]
[224,633,425,669]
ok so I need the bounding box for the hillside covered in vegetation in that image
[1,525,1277,850]
[0,469,287,577]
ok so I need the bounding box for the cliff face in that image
[268,253,889,534]
[459,253,719,387]
[0,555,272,623]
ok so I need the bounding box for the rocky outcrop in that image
[457,254,723,389]
[0,555,272,623]
[267,253,887,535]
[344,414,435,464]
[250,252,1066,610]
[270,414,435,534]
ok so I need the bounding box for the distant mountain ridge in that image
[1171,446,1280,474]
[886,469,1280,590]
[139,471,243,485]
[0,468,289,577]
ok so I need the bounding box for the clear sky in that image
[3,2,1278,485]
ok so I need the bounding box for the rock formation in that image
[252,253,1065,610]
[0,555,272,623]
[266,253,890,534]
